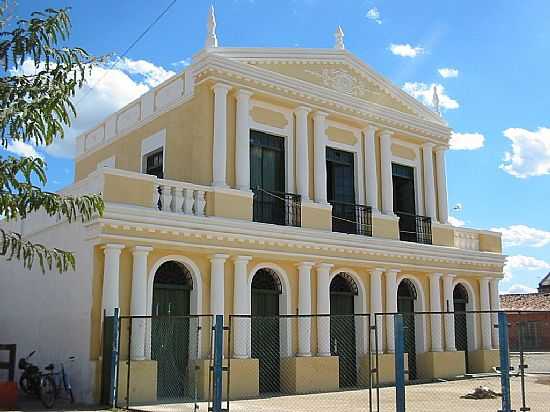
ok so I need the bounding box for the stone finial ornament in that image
[205,5,218,48]
[432,85,440,115]
[334,26,345,50]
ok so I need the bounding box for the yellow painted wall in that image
[250,106,288,129]
[207,190,253,220]
[103,174,155,208]
[391,143,416,161]
[479,233,502,253]
[372,216,399,240]
[326,126,357,146]
[301,203,332,230]
[432,225,454,247]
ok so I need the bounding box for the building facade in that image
[0,9,505,403]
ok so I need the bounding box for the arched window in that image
[154,261,193,289]
[398,278,417,300]
[330,273,359,295]
[251,268,282,293]
[453,283,469,303]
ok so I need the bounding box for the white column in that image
[235,89,253,191]
[443,274,456,351]
[130,246,152,360]
[212,83,232,187]
[297,262,315,356]
[429,273,443,352]
[295,106,311,201]
[380,130,394,215]
[435,148,449,224]
[490,278,500,349]
[233,256,252,358]
[479,278,492,350]
[316,263,333,356]
[422,142,437,222]
[313,111,328,204]
[102,244,124,316]
[210,254,229,316]
[364,126,379,212]
[385,269,399,353]
[370,268,384,353]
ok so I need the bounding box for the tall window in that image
[145,149,163,179]
[392,163,415,215]
[326,147,355,203]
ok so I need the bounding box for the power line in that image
[75,0,178,106]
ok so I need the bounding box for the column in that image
[479,278,492,350]
[316,263,333,356]
[422,142,437,221]
[435,148,449,224]
[313,111,328,204]
[297,262,315,356]
[443,274,456,351]
[380,130,394,215]
[295,106,311,201]
[130,246,152,360]
[370,268,384,352]
[490,278,500,349]
[212,83,232,187]
[210,254,229,316]
[364,126,379,212]
[102,244,124,316]
[233,256,252,358]
[385,269,399,353]
[429,273,443,352]
[235,89,253,191]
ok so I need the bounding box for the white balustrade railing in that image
[154,180,209,217]
[454,228,480,251]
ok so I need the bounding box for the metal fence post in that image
[212,314,224,412]
[498,311,512,412]
[394,314,406,412]
[110,307,120,410]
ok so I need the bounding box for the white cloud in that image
[449,132,485,150]
[503,255,550,281]
[12,58,175,158]
[5,140,43,159]
[502,284,538,294]
[389,43,425,58]
[438,68,459,78]
[448,216,465,227]
[172,58,191,67]
[366,7,382,24]
[402,82,459,110]
[500,127,550,178]
[491,224,550,248]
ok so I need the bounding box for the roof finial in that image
[432,85,440,115]
[205,5,218,48]
[334,26,345,50]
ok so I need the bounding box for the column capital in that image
[102,243,125,253]
[313,110,329,119]
[364,125,378,134]
[370,267,385,275]
[380,129,394,138]
[316,262,334,270]
[212,82,232,94]
[429,272,443,279]
[296,261,316,270]
[210,253,230,262]
[385,268,400,275]
[422,141,436,149]
[444,273,456,279]
[232,255,252,263]
[435,145,448,153]
[294,105,312,114]
[131,245,153,254]
[235,88,254,99]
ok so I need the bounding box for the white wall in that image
[0,217,95,403]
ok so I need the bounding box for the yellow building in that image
[0,8,505,404]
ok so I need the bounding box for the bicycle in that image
[39,356,76,409]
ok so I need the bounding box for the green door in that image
[397,280,417,380]
[151,262,192,399]
[251,270,280,393]
[330,291,357,387]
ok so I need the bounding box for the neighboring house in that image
[501,277,550,352]
[0,8,505,404]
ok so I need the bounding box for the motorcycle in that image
[18,350,41,396]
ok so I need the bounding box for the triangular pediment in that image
[206,48,446,125]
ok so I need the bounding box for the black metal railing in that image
[253,187,301,227]
[396,211,432,244]
[330,201,372,236]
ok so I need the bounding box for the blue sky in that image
[6,0,550,292]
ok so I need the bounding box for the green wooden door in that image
[330,292,357,387]
[152,283,191,398]
[398,296,417,380]
[454,299,469,373]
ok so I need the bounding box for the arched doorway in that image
[397,279,417,380]
[152,261,193,398]
[453,283,469,373]
[251,268,281,393]
[330,273,358,387]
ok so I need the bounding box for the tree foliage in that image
[0,7,104,273]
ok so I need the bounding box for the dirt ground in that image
[11,375,550,412]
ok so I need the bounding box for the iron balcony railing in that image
[330,200,373,236]
[253,187,301,227]
[396,211,432,244]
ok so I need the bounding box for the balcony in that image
[331,201,372,236]
[252,187,301,227]
[396,212,432,244]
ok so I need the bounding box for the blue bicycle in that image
[39,356,76,409]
